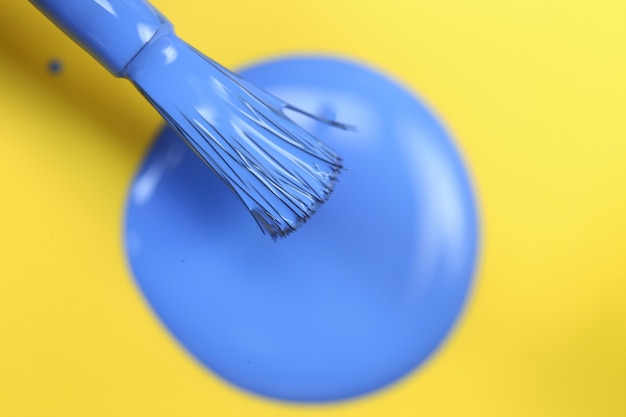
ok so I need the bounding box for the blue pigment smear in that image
[125,57,480,402]
[30,0,344,238]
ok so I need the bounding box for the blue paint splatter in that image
[48,59,63,74]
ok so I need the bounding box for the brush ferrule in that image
[30,0,168,76]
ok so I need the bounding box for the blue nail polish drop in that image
[48,59,63,74]
[124,57,479,402]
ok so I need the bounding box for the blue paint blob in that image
[124,57,479,402]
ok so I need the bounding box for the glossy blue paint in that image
[125,57,479,402]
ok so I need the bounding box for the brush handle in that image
[29,0,169,76]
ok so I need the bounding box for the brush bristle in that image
[126,34,345,238]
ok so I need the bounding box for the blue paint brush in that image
[29,0,345,238]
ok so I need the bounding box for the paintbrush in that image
[29,0,345,238]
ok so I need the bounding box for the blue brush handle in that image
[30,0,169,76]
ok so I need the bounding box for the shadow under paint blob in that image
[124,56,479,402]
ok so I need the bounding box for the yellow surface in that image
[1,1,625,416]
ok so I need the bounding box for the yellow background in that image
[1,1,625,416]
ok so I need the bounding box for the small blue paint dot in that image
[48,59,63,75]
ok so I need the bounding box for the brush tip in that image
[256,156,343,239]
[127,34,345,238]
